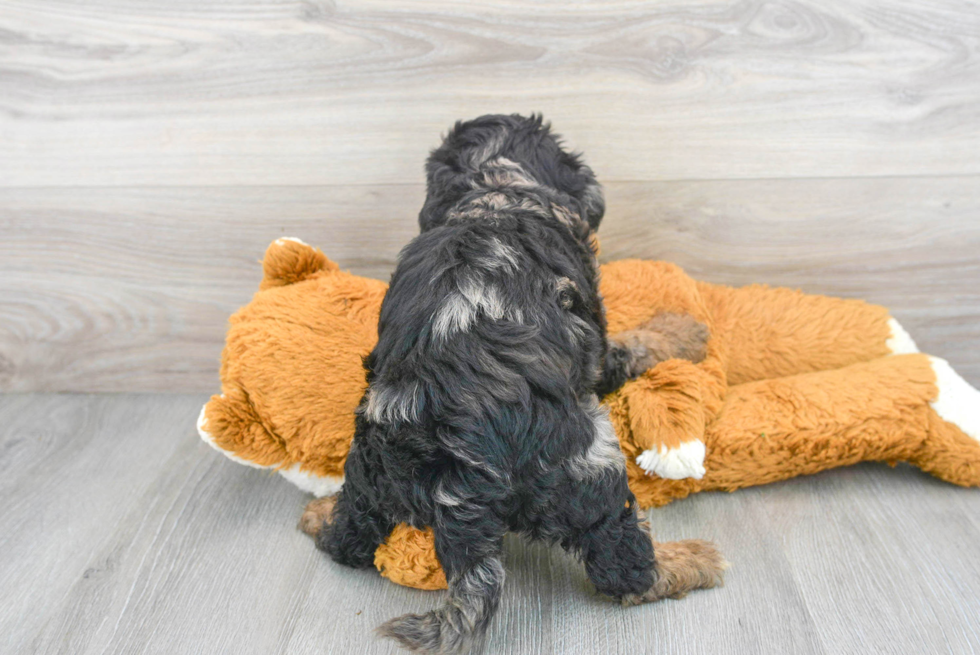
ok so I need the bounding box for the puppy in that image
[312,114,725,653]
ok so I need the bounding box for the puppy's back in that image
[364,215,601,473]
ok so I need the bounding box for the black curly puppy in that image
[315,114,724,653]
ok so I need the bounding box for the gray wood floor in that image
[2,393,978,655]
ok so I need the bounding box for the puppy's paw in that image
[298,495,337,538]
[637,312,710,364]
[609,313,710,379]
[623,539,728,605]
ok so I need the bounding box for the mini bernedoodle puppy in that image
[306,114,726,653]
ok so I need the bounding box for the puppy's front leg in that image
[597,312,709,395]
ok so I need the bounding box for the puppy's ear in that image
[418,138,471,231]
[579,178,605,230]
[555,152,605,230]
[418,159,455,231]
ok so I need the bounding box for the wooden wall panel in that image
[2,177,977,391]
[2,0,979,186]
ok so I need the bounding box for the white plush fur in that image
[887,318,919,355]
[929,357,980,441]
[636,440,706,480]
[274,236,308,246]
[278,464,345,497]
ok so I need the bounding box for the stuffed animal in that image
[198,237,980,591]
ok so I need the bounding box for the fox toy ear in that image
[260,237,338,290]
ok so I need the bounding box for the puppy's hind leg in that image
[624,538,728,605]
[557,474,726,603]
[550,402,724,603]
[316,441,395,569]
[556,473,659,599]
[298,495,337,538]
[379,495,507,654]
[316,487,395,569]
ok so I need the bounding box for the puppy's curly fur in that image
[316,114,722,653]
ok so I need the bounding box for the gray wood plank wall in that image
[2,0,979,392]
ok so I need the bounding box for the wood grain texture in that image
[762,466,980,654]
[0,395,200,653]
[2,394,978,654]
[1,0,980,186]
[2,1,978,652]
[2,176,978,392]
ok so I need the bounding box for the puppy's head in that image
[419,114,605,232]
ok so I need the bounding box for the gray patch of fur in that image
[434,276,519,338]
[460,277,506,320]
[564,312,590,343]
[363,381,422,424]
[552,204,582,227]
[480,237,520,272]
[473,192,510,210]
[514,197,552,218]
[433,292,477,336]
[479,157,538,189]
[447,191,554,224]
[464,130,506,170]
[567,396,625,480]
[379,557,505,654]
[434,483,464,507]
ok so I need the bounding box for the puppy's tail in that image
[378,556,505,654]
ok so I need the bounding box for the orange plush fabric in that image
[199,238,385,493]
[199,238,980,590]
[374,525,448,591]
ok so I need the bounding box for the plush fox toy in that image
[198,237,980,590]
